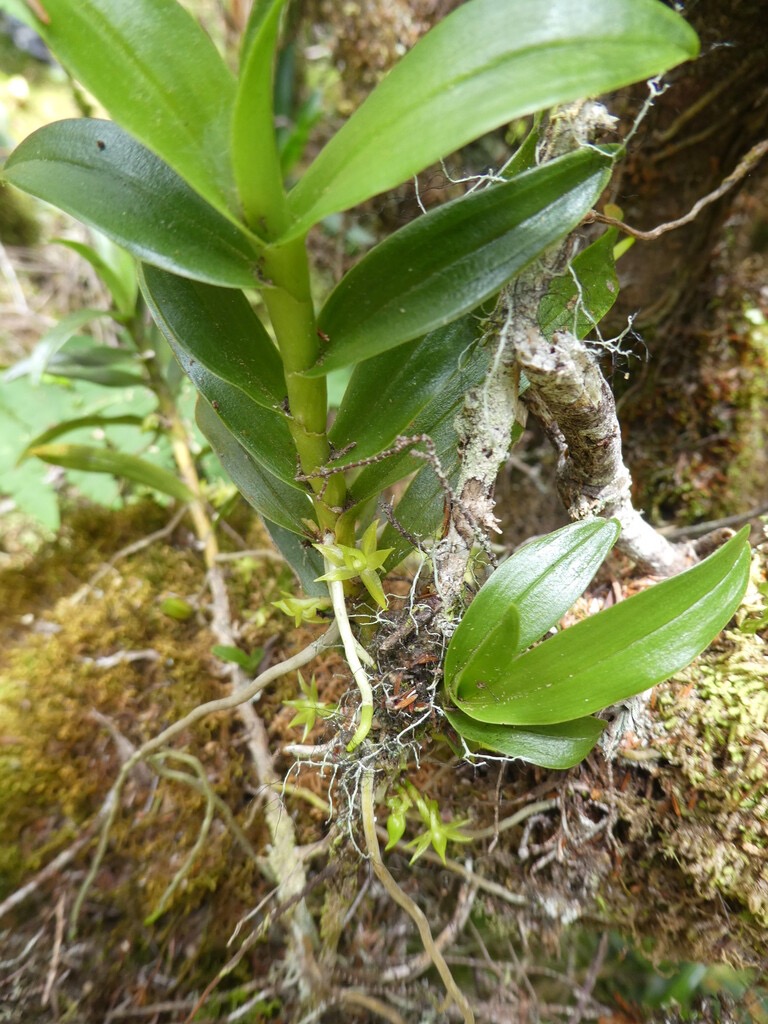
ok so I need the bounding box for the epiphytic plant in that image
[1,0,749,764]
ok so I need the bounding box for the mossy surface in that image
[605,546,768,967]
[0,500,302,1018]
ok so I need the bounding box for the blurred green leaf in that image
[452,527,751,725]
[3,309,115,384]
[4,120,260,288]
[313,149,612,374]
[140,265,285,409]
[538,229,619,340]
[27,0,238,217]
[443,707,607,769]
[212,644,264,671]
[21,413,145,454]
[54,237,138,316]
[196,396,313,535]
[25,442,194,502]
[284,0,698,236]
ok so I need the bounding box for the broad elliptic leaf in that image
[140,265,285,409]
[454,526,751,726]
[284,0,699,236]
[25,0,238,217]
[312,149,612,374]
[4,120,260,288]
[26,442,194,502]
[330,313,481,462]
[443,706,606,770]
[445,518,620,693]
[538,229,619,340]
[196,396,313,535]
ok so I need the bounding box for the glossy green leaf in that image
[346,338,490,512]
[454,527,751,726]
[284,0,699,235]
[312,149,612,374]
[26,0,238,217]
[443,706,606,769]
[26,442,194,502]
[54,237,138,317]
[538,229,619,340]
[163,354,297,488]
[233,0,289,232]
[140,265,285,409]
[330,314,481,462]
[20,413,145,455]
[196,396,313,535]
[4,120,260,288]
[445,518,620,692]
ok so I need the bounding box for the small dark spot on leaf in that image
[96,140,106,151]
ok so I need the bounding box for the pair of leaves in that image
[285,0,699,237]
[444,521,751,767]
[9,0,698,263]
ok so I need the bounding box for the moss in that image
[0,500,298,1016]
[607,546,768,965]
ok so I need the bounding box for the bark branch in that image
[515,328,695,575]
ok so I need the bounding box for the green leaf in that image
[31,336,147,389]
[312,149,612,374]
[140,265,286,409]
[211,644,264,672]
[538,229,619,340]
[20,413,145,455]
[196,396,313,535]
[26,442,194,502]
[180,365,298,487]
[443,706,606,769]
[445,518,620,693]
[329,313,481,462]
[3,309,115,385]
[54,237,138,317]
[4,120,260,288]
[27,0,238,218]
[454,527,751,726]
[233,0,289,232]
[284,0,699,236]
[346,336,490,512]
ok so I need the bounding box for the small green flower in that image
[402,784,472,865]
[282,671,336,741]
[272,593,332,627]
[314,520,393,608]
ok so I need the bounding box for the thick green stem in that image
[261,236,348,538]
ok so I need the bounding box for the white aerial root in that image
[325,572,375,752]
